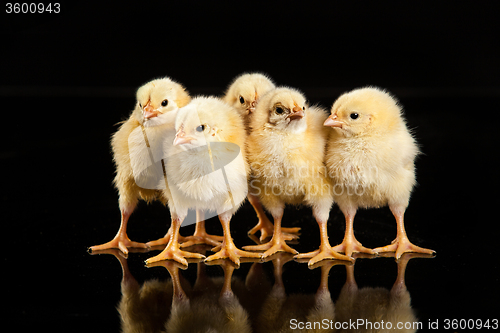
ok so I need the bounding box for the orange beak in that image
[143,102,159,119]
[324,115,343,128]
[173,128,195,145]
[288,105,305,121]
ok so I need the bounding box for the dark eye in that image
[161,99,168,107]
[139,103,142,108]
[302,106,305,110]
[196,125,205,132]
[276,107,284,114]
[350,112,359,120]
[239,96,245,104]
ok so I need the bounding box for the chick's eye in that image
[161,99,168,107]
[239,96,245,104]
[302,106,305,110]
[275,107,284,114]
[196,125,205,132]
[350,112,359,120]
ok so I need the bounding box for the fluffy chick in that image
[324,87,435,259]
[145,96,261,266]
[89,77,190,254]
[223,72,300,241]
[243,87,350,263]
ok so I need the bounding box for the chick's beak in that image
[248,100,256,113]
[288,106,305,120]
[324,115,343,128]
[143,102,159,119]
[173,128,195,145]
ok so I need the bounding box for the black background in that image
[2,2,499,332]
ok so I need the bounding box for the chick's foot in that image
[146,227,186,247]
[145,243,205,266]
[243,233,298,258]
[331,235,375,257]
[295,245,352,266]
[248,219,300,242]
[89,233,148,255]
[180,222,223,248]
[205,240,261,267]
[373,236,435,260]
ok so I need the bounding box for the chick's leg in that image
[295,220,353,265]
[145,214,205,266]
[247,193,300,242]
[331,206,375,257]
[146,222,186,247]
[373,205,435,259]
[205,212,261,267]
[243,207,298,258]
[180,210,223,248]
[89,205,148,254]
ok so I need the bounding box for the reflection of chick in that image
[244,87,350,263]
[255,254,336,333]
[96,249,190,333]
[324,87,434,258]
[89,77,190,254]
[335,255,421,333]
[223,72,300,242]
[146,97,260,266]
[165,260,252,333]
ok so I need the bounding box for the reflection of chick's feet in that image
[145,243,205,266]
[205,241,261,267]
[243,234,298,258]
[295,245,353,266]
[373,236,435,260]
[89,233,148,255]
[248,219,300,242]
[331,235,375,257]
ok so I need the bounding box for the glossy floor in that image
[4,94,498,332]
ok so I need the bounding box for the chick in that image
[89,77,191,254]
[243,87,351,263]
[324,87,435,259]
[223,72,300,242]
[145,96,261,266]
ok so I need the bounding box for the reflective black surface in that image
[3,3,499,332]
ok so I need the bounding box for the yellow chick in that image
[223,72,300,241]
[243,87,351,263]
[145,96,261,266]
[89,77,190,255]
[324,87,435,259]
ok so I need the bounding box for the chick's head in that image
[223,73,275,117]
[324,87,402,137]
[253,87,308,133]
[133,77,191,127]
[174,96,245,151]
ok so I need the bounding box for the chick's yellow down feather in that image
[243,87,351,264]
[324,87,435,259]
[223,73,301,242]
[145,96,261,266]
[89,77,191,255]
